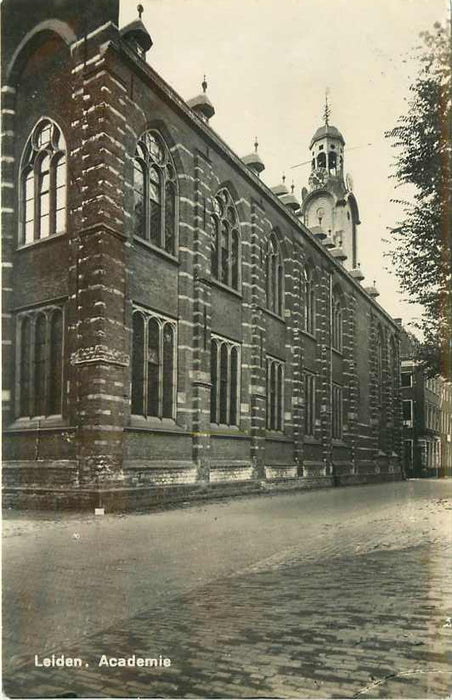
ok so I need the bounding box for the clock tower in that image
[301,101,360,271]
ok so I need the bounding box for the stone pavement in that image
[3,481,452,698]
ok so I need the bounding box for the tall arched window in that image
[16,306,64,419]
[19,119,67,245]
[210,188,240,290]
[332,289,343,351]
[131,308,177,420]
[266,232,284,316]
[304,267,316,335]
[210,335,241,426]
[132,131,177,255]
[376,329,384,410]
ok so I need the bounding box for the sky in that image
[120,0,448,330]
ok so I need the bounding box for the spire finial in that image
[323,88,331,127]
[202,74,208,93]
[254,137,259,153]
[137,3,144,19]
[282,173,286,184]
[291,181,295,194]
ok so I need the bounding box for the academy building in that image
[1,0,403,510]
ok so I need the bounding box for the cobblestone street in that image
[3,480,452,698]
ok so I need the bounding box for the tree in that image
[386,22,451,380]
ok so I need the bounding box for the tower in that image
[301,99,360,271]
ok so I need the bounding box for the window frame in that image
[331,291,343,352]
[303,266,316,336]
[210,334,241,427]
[332,383,343,440]
[304,370,316,437]
[18,118,67,247]
[266,355,284,432]
[131,307,177,421]
[132,130,178,256]
[210,188,241,292]
[266,232,284,317]
[15,305,65,421]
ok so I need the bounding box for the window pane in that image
[133,160,145,238]
[131,313,145,415]
[276,364,283,430]
[162,324,174,418]
[147,318,160,416]
[219,343,228,423]
[230,346,238,426]
[34,315,47,416]
[210,340,218,423]
[211,217,219,279]
[231,230,239,290]
[19,318,31,416]
[48,310,63,414]
[164,182,175,255]
[220,222,229,284]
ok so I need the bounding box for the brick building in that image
[2,0,403,510]
[400,328,452,477]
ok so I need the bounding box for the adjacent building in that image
[1,0,403,510]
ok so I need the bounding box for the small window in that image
[210,335,241,426]
[401,372,412,388]
[402,400,413,423]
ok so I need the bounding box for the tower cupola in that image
[242,138,265,176]
[120,5,153,59]
[187,76,215,123]
[308,95,345,189]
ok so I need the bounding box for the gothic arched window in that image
[132,131,177,255]
[317,152,326,169]
[332,289,343,351]
[266,232,284,316]
[131,308,177,420]
[210,335,241,426]
[16,306,64,418]
[304,267,316,335]
[19,119,67,245]
[210,188,240,290]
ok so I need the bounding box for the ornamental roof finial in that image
[202,75,208,93]
[137,3,144,19]
[254,137,259,153]
[323,88,331,127]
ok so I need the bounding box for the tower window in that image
[328,151,337,173]
[132,130,177,255]
[19,119,67,245]
[317,152,326,169]
[210,188,241,291]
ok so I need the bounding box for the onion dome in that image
[187,76,215,123]
[365,281,380,298]
[120,5,153,56]
[309,124,345,150]
[280,182,300,211]
[271,174,289,197]
[350,264,365,282]
[242,138,265,175]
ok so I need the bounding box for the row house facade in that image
[1,0,403,510]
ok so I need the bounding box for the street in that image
[3,480,452,698]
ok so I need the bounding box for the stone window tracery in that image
[210,188,240,290]
[131,308,177,419]
[19,119,67,245]
[133,131,177,255]
[16,306,64,418]
[210,335,240,426]
[266,232,284,316]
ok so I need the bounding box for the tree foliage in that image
[386,22,451,380]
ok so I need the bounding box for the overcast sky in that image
[120,0,447,329]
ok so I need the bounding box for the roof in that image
[120,19,152,52]
[310,124,345,149]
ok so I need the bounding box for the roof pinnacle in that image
[137,3,144,19]
[202,75,208,93]
[254,137,259,153]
